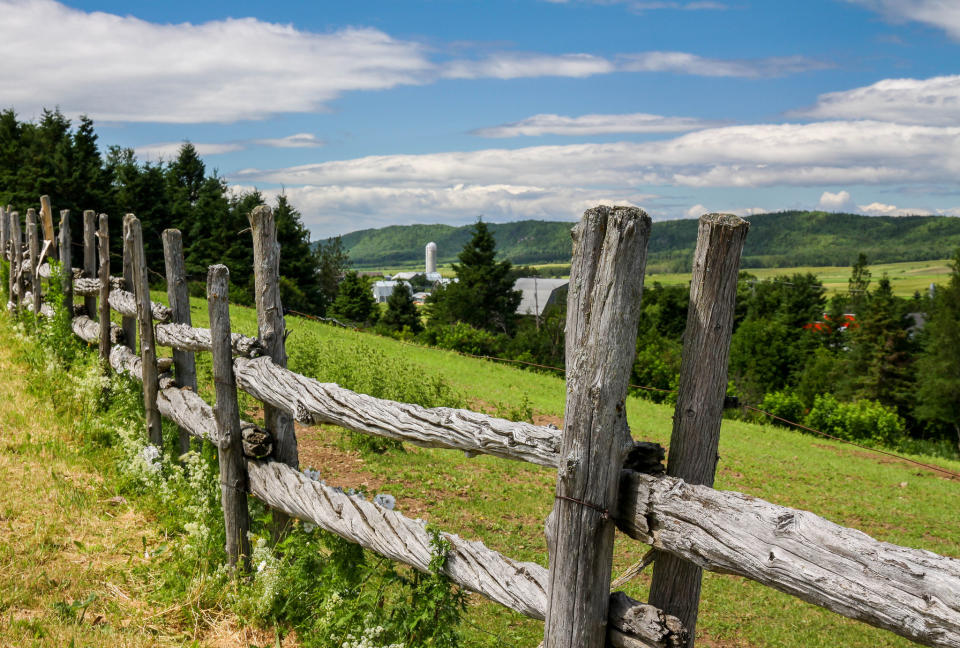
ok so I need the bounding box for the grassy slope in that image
[0,316,191,646]
[173,295,960,647]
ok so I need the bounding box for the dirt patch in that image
[295,423,389,494]
[533,413,564,428]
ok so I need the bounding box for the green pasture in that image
[149,291,960,647]
[644,258,953,297]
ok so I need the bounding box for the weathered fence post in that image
[0,205,8,278]
[9,212,21,311]
[249,205,297,535]
[647,213,749,647]
[27,210,41,317]
[121,215,137,350]
[59,210,73,316]
[163,229,197,457]
[39,195,57,257]
[83,210,97,318]
[208,263,251,570]
[127,215,163,447]
[98,214,111,374]
[249,205,297,468]
[543,205,651,648]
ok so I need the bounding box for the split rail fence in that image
[1,198,959,648]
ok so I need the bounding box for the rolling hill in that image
[320,211,960,272]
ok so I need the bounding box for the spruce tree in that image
[428,220,521,334]
[330,271,377,325]
[382,283,423,333]
[273,194,324,314]
[914,249,960,451]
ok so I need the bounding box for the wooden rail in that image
[3,200,959,648]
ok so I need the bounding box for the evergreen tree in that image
[273,194,324,314]
[316,235,350,312]
[381,283,422,333]
[428,220,521,334]
[914,249,960,451]
[330,271,377,324]
[841,276,916,415]
[848,253,872,314]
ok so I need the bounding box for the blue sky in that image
[2,0,959,238]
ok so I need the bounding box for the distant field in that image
[642,258,953,297]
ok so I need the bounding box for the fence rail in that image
[1,199,958,648]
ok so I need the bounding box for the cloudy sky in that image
[2,0,959,238]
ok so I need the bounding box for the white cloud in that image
[819,190,854,210]
[233,183,656,237]
[846,0,960,41]
[794,75,960,125]
[232,120,960,234]
[473,112,723,137]
[135,133,324,160]
[136,141,246,160]
[618,52,829,78]
[685,204,766,219]
[0,0,434,123]
[238,120,960,190]
[0,1,823,123]
[442,53,614,79]
[255,133,325,148]
[857,201,927,216]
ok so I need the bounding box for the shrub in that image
[759,390,806,427]
[804,394,905,445]
[429,321,506,357]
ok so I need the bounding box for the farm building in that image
[372,280,411,303]
[513,277,568,317]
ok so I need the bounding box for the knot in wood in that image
[295,400,315,424]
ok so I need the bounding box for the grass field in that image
[643,258,953,297]
[150,292,960,647]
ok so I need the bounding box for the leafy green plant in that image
[760,390,806,427]
[805,393,905,445]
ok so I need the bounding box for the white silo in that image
[425,241,437,274]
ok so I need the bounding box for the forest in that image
[2,109,957,460]
[334,211,960,272]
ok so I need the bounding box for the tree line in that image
[0,109,348,314]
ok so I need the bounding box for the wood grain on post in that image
[121,215,137,350]
[9,212,21,311]
[249,205,297,469]
[59,210,73,316]
[98,214,111,374]
[83,210,97,318]
[39,195,57,256]
[543,205,651,648]
[127,215,163,447]
[26,211,41,318]
[207,264,251,570]
[163,229,197,457]
[648,213,749,647]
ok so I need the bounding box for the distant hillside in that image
[320,212,960,272]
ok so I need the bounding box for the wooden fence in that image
[1,198,959,648]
